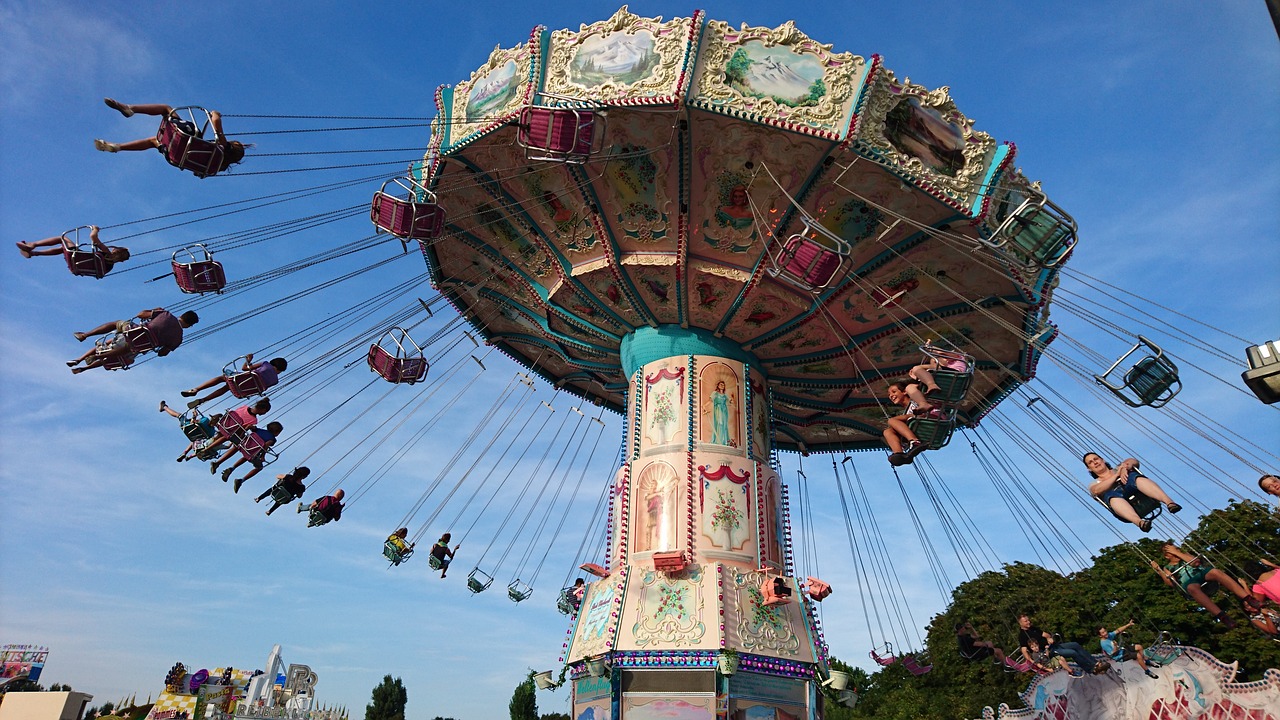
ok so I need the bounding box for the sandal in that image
[888,452,910,467]
[1138,518,1153,533]
[103,97,134,117]
[159,400,168,413]
[93,139,120,153]
[15,242,32,259]
[1166,502,1182,514]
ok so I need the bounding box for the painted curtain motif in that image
[634,461,681,553]
[631,566,706,647]
[623,696,715,720]
[699,464,751,552]
[644,365,686,447]
[698,362,742,450]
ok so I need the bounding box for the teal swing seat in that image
[984,187,1077,269]
[1094,485,1163,526]
[307,509,331,528]
[508,579,534,603]
[915,344,975,406]
[1095,336,1181,408]
[428,554,444,571]
[907,408,957,450]
[467,568,494,594]
[556,587,581,615]
[268,485,295,506]
[383,541,414,566]
[1142,632,1182,666]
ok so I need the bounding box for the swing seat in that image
[368,327,429,384]
[467,568,494,594]
[427,554,444,570]
[652,551,688,573]
[269,485,296,505]
[1095,487,1162,524]
[507,579,534,603]
[767,216,852,292]
[870,644,897,667]
[1143,632,1182,665]
[579,562,609,578]
[986,188,1077,269]
[236,431,276,466]
[93,321,156,370]
[902,654,932,676]
[370,178,445,242]
[180,410,214,442]
[907,408,957,451]
[156,108,227,178]
[1094,335,1181,408]
[307,509,331,527]
[805,577,832,601]
[556,587,581,615]
[517,103,601,164]
[1242,339,1280,405]
[383,541,413,566]
[760,577,794,607]
[216,411,252,443]
[916,345,976,406]
[60,228,112,279]
[172,245,226,294]
[224,371,267,399]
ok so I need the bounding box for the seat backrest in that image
[907,415,956,450]
[172,259,227,294]
[1125,356,1179,405]
[63,247,111,279]
[930,369,973,406]
[518,107,597,162]
[226,370,267,399]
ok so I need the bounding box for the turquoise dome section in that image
[620,326,761,378]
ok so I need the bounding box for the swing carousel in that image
[407,8,1074,718]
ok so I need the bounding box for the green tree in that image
[725,48,752,86]
[509,671,537,720]
[364,675,407,720]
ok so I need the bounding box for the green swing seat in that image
[987,188,1077,269]
[508,579,534,603]
[1095,336,1181,408]
[383,541,413,566]
[907,408,957,450]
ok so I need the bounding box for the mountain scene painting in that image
[724,41,826,107]
[466,59,519,121]
[569,30,660,87]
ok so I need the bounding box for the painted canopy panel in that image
[424,8,1064,452]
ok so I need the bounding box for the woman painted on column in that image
[635,462,680,553]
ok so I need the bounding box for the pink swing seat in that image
[156,107,227,178]
[516,97,603,164]
[222,357,268,399]
[767,216,851,293]
[172,245,226,294]
[367,328,429,384]
[805,576,832,601]
[60,227,113,279]
[870,644,897,667]
[93,320,157,370]
[371,177,445,242]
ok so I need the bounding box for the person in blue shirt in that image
[1097,621,1158,679]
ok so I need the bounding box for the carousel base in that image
[978,647,1279,720]
[565,653,836,719]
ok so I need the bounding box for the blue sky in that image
[1,2,1277,719]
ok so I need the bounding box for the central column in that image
[561,326,831,720]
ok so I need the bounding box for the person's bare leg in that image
[1132,645,1150,672]
[882,427,904,453]
[910,365,941,393]
[887,418,919,445]
[159,401,181,418]
[1205,569,1251,600]
[904,384,933,411]
[1133,476,1174,505]
[115,102,173,117]
[17,237,66,258]
[97,136,161,153]
[74,321,120,342]
[1185,584,1223,616]
[1107,498,1144,526]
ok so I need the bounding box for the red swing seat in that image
[902,653,932,676]
[93,320,157,370]
[222,356,269,399]
[156,107,227,178]
[370,177,445,243]
[870,644,897,667]
[805,576,832,601]
[767,216,852,293]
[215,410,253,444]
[235,430,276,466]
[60,227,113,279]
[367,328,429,384]
[172,245,226,294]
[516,96,603,164]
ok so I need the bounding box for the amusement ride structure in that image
[11,7,1279,720]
